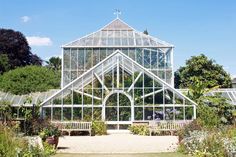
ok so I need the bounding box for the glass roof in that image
[63,18,173,48]
[208,89,236,105]
[178,88,236,106]
[0,89,59,107]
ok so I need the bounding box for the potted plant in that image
[39,124,61,148]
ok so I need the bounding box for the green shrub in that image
[0,125,26,157]
[0,65,60,95]
[43,142,56,156]
[197,104,220,128]
[129,124,149,135]
[178,127,236,157]
[177,119,202,142]
[92,121,107,135]
[39,124,61,141]
[0,124,53,157]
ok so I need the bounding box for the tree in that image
[143,29,149,35]
[187,77,234,127]
[0,54,10,74]
[175,54,232,88]
[0,29,42,73]
[0,65,60,94]
[46,56,61,71]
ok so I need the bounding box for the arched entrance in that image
[103,90,133,130]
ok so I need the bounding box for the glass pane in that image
[85,48,92,69]
[73,107,82,120]
[73,91,82,105]
[185,107,194,120]
[134,107,143,120]
[63,48,70,70]
[100,48,106,61]
[78,49,84,70]
[144,107,153,120]
[119,107,131,121]
[123,71,132,88]
[136,48,143,65]
[151,50,157,69]
[63,108,72,120]
[83,107,92,121]
[93,107,102,121]
[122,48,128,56]
[119,94,130,106]
[106,107,117,121]
[106,93,117,106]
[144,49,150,68]
[107,48,113,56]
[43,108,51,120]
[165,107,174,120]
[71,48,77,70]
[129,48,135,60]
[53,107,61,120]
[158,52,165,68]
[83,89,92,105]
[154,107,163,120]
[93,48,100,66]
[71,71,77,81]
[175,107,184,120]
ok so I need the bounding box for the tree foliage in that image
[46,56,61,71]
[186,77,234,127]
[0,54,10,74]
[0,29,42,74]
[175,54,232,88]
[0,66,60,94]
[143,29,149,35]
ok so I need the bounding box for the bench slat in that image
[51,121,92,136]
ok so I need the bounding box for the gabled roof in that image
[41,50,195,107]
[102,18,133,31]
[62,18,173,48]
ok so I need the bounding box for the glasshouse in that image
[39,18,197,129]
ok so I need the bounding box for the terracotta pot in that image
[46,136,59,148]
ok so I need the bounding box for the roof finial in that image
[114,9,121,19]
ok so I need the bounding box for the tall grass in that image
[0,124,28,157]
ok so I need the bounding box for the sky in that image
[1,0,236,77]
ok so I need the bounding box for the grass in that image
[53,152,187,157]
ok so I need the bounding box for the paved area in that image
[57,134,178,153]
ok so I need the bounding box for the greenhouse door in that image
[104,91,133,130]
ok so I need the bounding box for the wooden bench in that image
[148,121,190,136]
[51,121,92,136]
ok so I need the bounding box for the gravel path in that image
[57,134,178,153]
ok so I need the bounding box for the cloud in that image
[26,36,52,46]
[21,16,30,23]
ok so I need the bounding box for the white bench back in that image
[51,121,92,130]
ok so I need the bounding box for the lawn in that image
[53,152,187,157]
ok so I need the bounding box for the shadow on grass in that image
[57,147,69,150]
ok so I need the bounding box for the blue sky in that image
[1,0,236,77]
